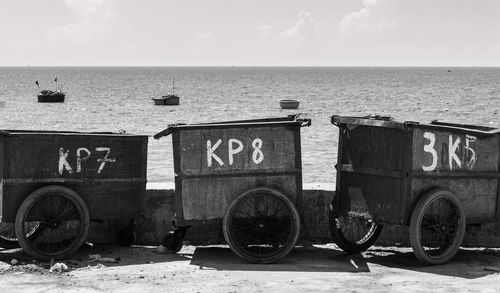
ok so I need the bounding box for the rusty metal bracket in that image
[293,114,311,127]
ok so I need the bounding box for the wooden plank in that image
[337,164,405,178]
[338,171,406,224]
[4,134,147,179]
[343,126,410,173]
[409,178,498,221]
[412,127,499,172]
[3,178,146,184]
[1,182,146,222]
[332,125,345,213]
[178,126,297,176]
[334,123,412,224]
[171,118,305,226]
[293,125,304,220]
[180,175,297,222]
[0,137,4,220]
[0,133,147,222]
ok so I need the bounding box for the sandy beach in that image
[2,0,500,291]
[1,243,500,292]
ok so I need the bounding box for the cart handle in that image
[153,124,186,139]
[294,114,311,127]
[331,115,404,130]
[0,130,12,136]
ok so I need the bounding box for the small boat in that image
[36,78,65,103]
[38,89,65,103]
[280,99,300,109]
[153,78,180,106]
[152,94,180,105]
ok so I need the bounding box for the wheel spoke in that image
[410,191,465,264]
[16,187,89,260]
[224,189,299,263]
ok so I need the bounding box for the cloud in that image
[63,0,112,21]
[47,24,93,43]
[196,32,216,43]
[260,25,276,40]
[46,0,114,44]
[339,0,394,38]
[249,25,276,46]
[280,11,316,43]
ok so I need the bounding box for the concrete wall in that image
[88,183,500,247]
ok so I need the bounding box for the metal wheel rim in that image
[419,196,460,258]
[1,222,39,241]
[20,191,86,257]
[0,223,17,241]
[337,212,378,245]
[227,192,295,258]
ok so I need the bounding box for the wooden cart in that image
[329,115,500,265]
[154,115,310,263]
[0,130,147,260]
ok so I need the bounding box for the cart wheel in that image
[0,222,40,249]
[15,185,90,260]
[162,227,187,253]
[0,223,20,249]
[409,189,466,265]
[329,207,382,254]
[223,188,300,263]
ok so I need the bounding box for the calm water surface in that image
[0,67,499,183]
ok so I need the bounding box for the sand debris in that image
[89,254,120,263]
[49,263,69,273]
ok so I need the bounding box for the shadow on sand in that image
[190,244,500,279]
[191,245,369,273]
[363,246,500,279]
[2,243,500,280]
[0,244,191,271]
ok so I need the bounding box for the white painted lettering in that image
[95,147,116,174]
[76,147,91,173]
[252,138,264,165]
[228,139,243,165]
[465,135,477,169]
[422,132,437,171]
[448,135,461,169]
[207,139,224,167]
[58,148,74,174]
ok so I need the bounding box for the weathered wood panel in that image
[333,115,500,226]
[1,182,146,222]
[179,127,295,175]
[335,123,411,225]
[338,172,406,225]
[177,126,297,176]
[180,175,297,222]
[412,127,499,172]
[168,117,305,226]
[409,178,498,220]
[342,126,411,171]
[4,134,147,179]
[0,132,147,222]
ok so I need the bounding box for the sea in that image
[0,67,499,184]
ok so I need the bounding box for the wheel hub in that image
[47,221,60,229]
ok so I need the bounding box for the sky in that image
[1,0,500,66]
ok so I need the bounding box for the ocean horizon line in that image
[1,65,500,68]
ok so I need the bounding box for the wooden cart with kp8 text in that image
[154,115,310,263]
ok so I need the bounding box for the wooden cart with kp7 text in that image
[0,130,148,260]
